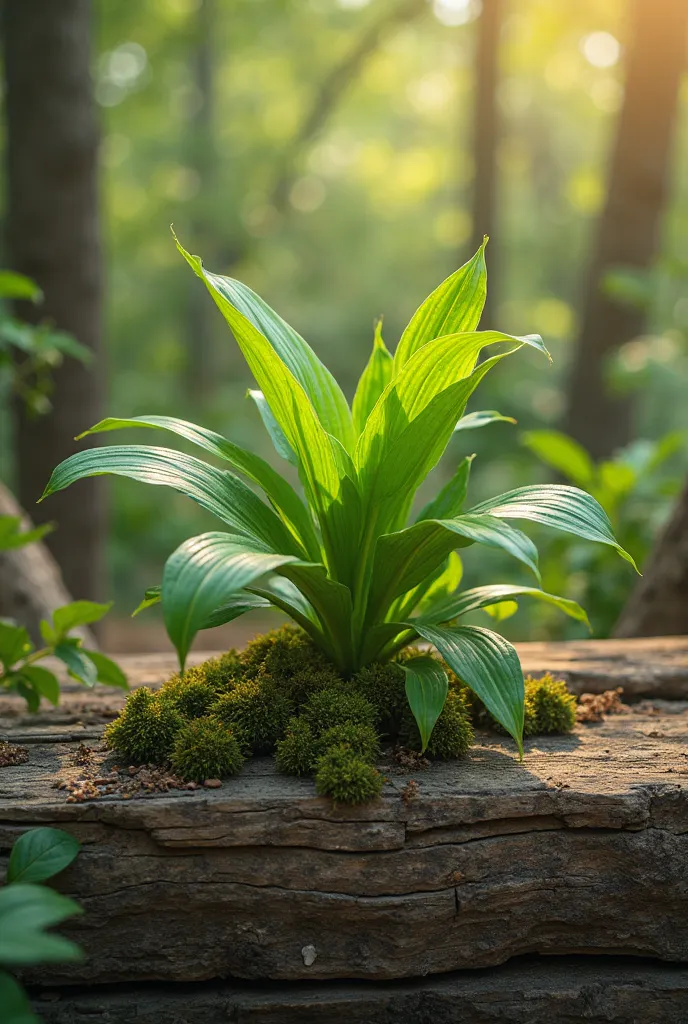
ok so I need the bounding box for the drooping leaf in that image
[176,234,354,451]
[521,430,595,488]
[352,319,394,436]
[83,651,128,690]
[41,445,302,557]
[53,642,98,688]
[18,666,60,705]
[454,410,516,432]
[468,484,638,569]
[400,655,449,752]
[416,455,474,522]
[413,624,524,753]
[52,601,112,639]
[247,389,298,465]
[77,415,318,558]
[419,583,590,629]
[0,884,83,965]
[8,827,80,884]
[394,239,488,368]
[161,532,303,668]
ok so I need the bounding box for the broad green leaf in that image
[248,578,327,650]
[454,410,516,432]
[468,484,638,569]
[416,455,474,522]
[0,623,31,670]
[276,562,354,672]
[19,666,60,705]
[201,593,271,629]
[54,642,98,687]
[132,586,161,616]
[83,651,128,690]
[391,550,464,623]
[0,884,83,965]
[400,655,449,752]
[41,445,302,557]
[8,827,80,884]
[77,415,318,559]
[419,584,590,629]
[176,234,354,451]
[352,320,394,436]
[368,514,540,625]
[0,516,53,551]
[161,532,302,668]
[0,970,39,1024]
[521,430,594,488]
[52,600,112,638]
[247,389,298,465]
[14,680,40,713]
[483,601,519,622]
[0,270,42,301]
[413,623,524,753]
[394,239,487,368]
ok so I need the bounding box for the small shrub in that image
[104,687,182,763]
[524,674,577,735]
[314,745,383,804]
[171,717,244,782]
[302,687,377,736]
[400,689,474,758]
[274,718,317,776]
[211,679,294,753]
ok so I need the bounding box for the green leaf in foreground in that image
[7,827,80,885]
[400,655,449,753]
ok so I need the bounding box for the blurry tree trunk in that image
[615,480,688,637]
[565,0,687,459]
[2,0,105,603]
[187,0,218,400]
[470,0,502,327]
[0,482,96,647]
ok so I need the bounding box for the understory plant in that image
[43,236,635,754]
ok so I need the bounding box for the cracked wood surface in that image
[1,656,687,984]
[28,958,688,1024]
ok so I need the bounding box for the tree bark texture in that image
[565,0,688,459]
[2,0,105,603]
[615,480,688,637]
[470,0,502,326]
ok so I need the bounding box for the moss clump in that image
[524,674,577,735]
[104,687,182,763]
[241,625,339,706]
[351,661,406,731]
[316,723,379,762]
[314,745,383,804]
[211,679,294,754]
[400,688,474,758]
[170,717,244,782]
[202,650,243,692]
[157,669,219,719]
[274,718,317,776]
[301,687,377,735]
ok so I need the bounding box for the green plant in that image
[104,686,182,762]
[522,428,683,637]
[170,717,244,781]
[210,679,294,753]
[274,717,318,776]
[42,236,635,754]
[523,674,577,735]
[0,601,126,712]
[314,744,383,804]
[400,687,474,758]
[1,827,82,1024]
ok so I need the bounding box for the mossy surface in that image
[274,718,317,776]
[400,688,474,758]
[241,625,339,705]
[523,674,577,735]
[171,717,244,782]
[211,679,294,753]
[351,661,406,731]
[302,687,377,735]
[314,745,383,804]
[104,687,182,763]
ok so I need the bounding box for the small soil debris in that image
[72,743,94,767]
[0,741,29,768]
[203,778,222,788]
[577,687,627,723]
[393,747,430,771]
[401,779,420,804]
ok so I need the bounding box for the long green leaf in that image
[419,584,590,629]
[521,430,594,488]
[41,446,301,557]
[454,410,516,432]
[413,623,524,753]
[352,320,394,436]
[400,655,449,752]
[162,532,303,667]
[468,484,638,568]
[394,238,488,368]
[276,562,354,672]
[247,389,298,465]
[77,415,319,559]
[416,455,474,522]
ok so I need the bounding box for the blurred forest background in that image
[0,0,687,652]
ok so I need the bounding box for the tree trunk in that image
[614,480,688,637]
[470,0,502,327]
[1,0,105,603]
[565,0,687,459]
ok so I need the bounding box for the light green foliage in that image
[301,687,377,735]
[274,718,318,776]
[1,826,83,1024]
[400,687,474,759]
[170,717,244,782]
[211,679,294,753]
[157,670,220,719]
[523,674,577,735]
[44,240,634,753]
[314,745,383,804]
[0,599,125,713]
[104,686,182,763]
[316,722,380,762]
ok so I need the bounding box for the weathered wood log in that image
[1,687,687,984]
[29,957,688,1024]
